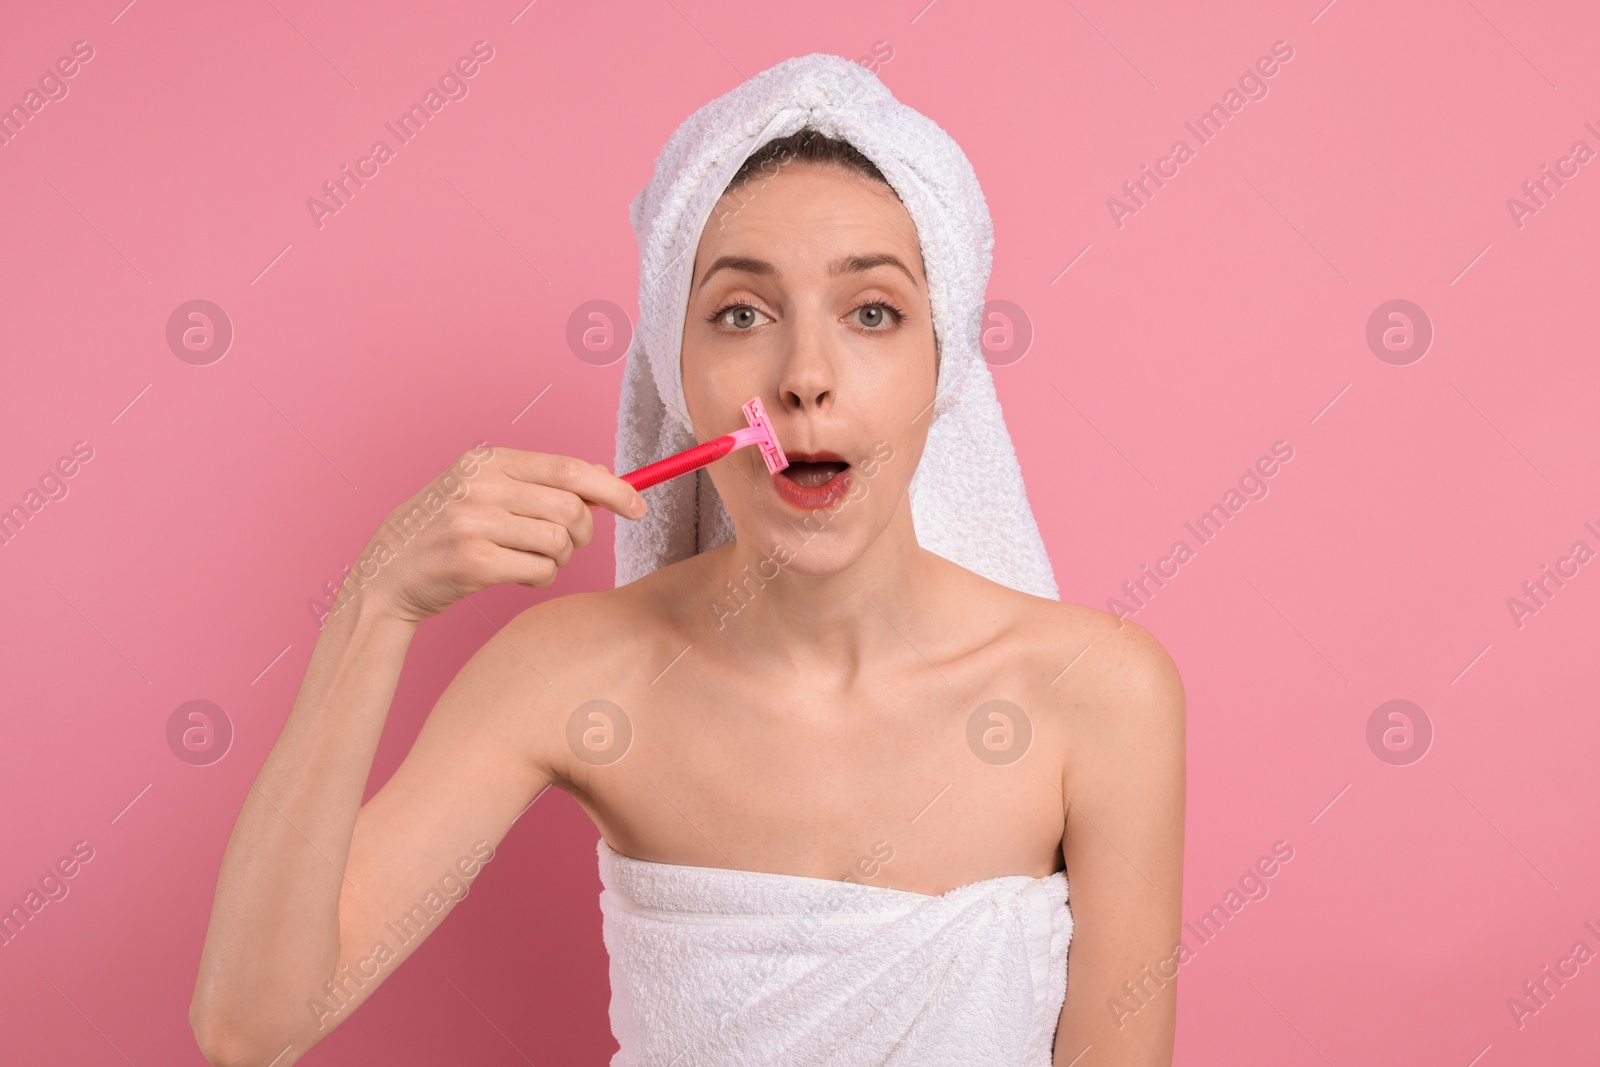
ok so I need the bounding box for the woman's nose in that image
[776,312,836,412]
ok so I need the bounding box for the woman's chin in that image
[728,511,859,564]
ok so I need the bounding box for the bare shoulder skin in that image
[517,545,1079,890]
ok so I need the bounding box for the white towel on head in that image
[613,52,1059,600]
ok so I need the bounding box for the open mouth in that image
[781,460,850,487]
[773,453,852,509]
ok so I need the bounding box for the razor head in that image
[741,396,789,474]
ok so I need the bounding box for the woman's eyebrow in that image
[832,253,919,288]
[697,253,920,290]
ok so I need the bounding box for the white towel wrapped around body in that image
[597,838,1074,1066]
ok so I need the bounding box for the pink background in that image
[3,0,1597,1063]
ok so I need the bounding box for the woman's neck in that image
[693,497,944,685]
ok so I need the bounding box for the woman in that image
[190,54,1184,1067]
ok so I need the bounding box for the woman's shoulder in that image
[492,580,664,688]
[946,558,1181,711]
[1045,599,1179,688]
[1021,594,1186,768]
[961,578,1186,819]
[493,557,710,683]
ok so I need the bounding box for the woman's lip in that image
[772,464,852,510]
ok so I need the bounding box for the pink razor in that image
[620,396,788,493]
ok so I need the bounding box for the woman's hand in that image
[348,445,648,625]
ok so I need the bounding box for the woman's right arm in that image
[187,447,646,1067]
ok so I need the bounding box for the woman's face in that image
[680,159,939,574]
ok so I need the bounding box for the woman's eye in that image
[717,305,770,329]
[856,304,896,329]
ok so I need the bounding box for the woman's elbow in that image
[189,1010,246,1067]
[189,999,296,1067]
